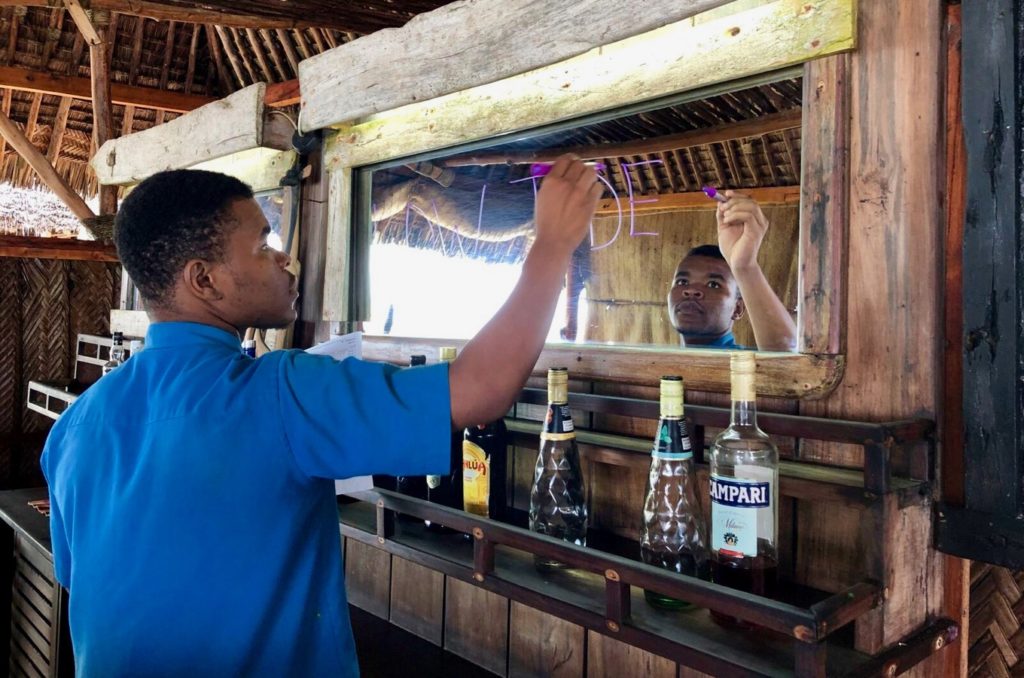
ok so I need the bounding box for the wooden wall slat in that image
[344,538,391,620]
[389,555,444,646]
[585,630,676,678]
[444,576,509,676]
[508,602,584,678]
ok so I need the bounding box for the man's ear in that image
[732,297,746,321]
[181,259,224,302]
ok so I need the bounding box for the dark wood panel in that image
[444,576,509,675]
[344,537,391,619]
[508,602,584,678]
[389,555,444,646]
[9,642,45,678]
[586,630,676,678]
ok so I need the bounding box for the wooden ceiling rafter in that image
[153,18,175,124]
[212,25,246,87]
[257,28,287,82]
[242,28,273,82]
[0,0,428,33]
[203,23,231,92]
[274,28,299,74]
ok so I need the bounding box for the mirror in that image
[360,73,802,352]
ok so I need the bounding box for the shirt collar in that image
[145,322,242,351]
[703,331,740,348]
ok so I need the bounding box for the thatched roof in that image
[0,1,448,198]
[0,181,86,236]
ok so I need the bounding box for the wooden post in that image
[0,110,95,222]
[85,9,117,215]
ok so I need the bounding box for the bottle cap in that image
[659,376,683,418]
[242,339,256,349]
[410,354,427,366]
[439,346,458,362]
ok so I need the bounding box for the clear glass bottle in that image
[529,367,588,570]
[102,332,125,375]
[640,376,709,609]
[426,347,463,531]
[709,352,779,627]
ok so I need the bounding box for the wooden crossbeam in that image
[0,66,216,112]
[0,235,118,262]
[442,109,804,167]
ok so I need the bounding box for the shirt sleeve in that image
[276,351,453,480]
[40,438,71,588]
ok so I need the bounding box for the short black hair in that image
[114,169,253,307]
[685,244,726,261]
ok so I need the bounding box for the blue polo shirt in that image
[41,322,451,677]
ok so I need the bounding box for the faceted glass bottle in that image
[529,367,588,570]
[709,352,780,627]
[426,347,463,530]
[640,376,709,610]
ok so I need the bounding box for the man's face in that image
[666,255,743,341]
[214,198,298,330]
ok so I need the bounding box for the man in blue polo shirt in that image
[41,155,603,676]
[667,191,797,351]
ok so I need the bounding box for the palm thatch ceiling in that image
[0,0,449,198]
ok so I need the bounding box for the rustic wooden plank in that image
[361,336,844,399]
[797,0,945,655]
[344,537,391,619]
[586,630,676,678]
[322,167,351,321]
[265,79,300,107]
[0,236,117,262]
[45,96,71,161]
[301,0,738,128]
[91,84,274,185]
[798,54,849,355]
[323,0,855,164]
[0,66,216,113]
[0,111,94,221]
[444,576,509,675]
[960,0,1022,519]
[507,602,584,678]
[389,555,444,646]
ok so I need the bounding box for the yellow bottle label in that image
[463,440,489,517]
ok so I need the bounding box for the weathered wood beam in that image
[228,28,260,84]
[0,234,117,262]
[258,28,288,81]
[0,66,216,112]
[86,9,116,213]
[0,0,382,32]
[290,28,312,61]
[0,87,10,160]
[202,24,230,93]
[0,109,95,221]
[214,25,247,88]
[61,0,99,45]
[39,8,64,69]
[3,5,19,65]
[45,95,70,161]
[274,28,300,74]
[183,23,198,93]
[91,84,290,186]
[244,28,274,82]
[300,0,735,129]
[441,110,803,166]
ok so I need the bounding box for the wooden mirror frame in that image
[319,1,854,398]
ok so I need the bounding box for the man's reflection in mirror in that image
[667,192,797,351]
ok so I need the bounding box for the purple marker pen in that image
[702,185,729,203]
[530,161,606,177]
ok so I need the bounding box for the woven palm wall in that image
[969,562,1024,676]
[0,256,119,488]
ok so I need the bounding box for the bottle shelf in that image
[26,380,87,421]
[339,490,956,677]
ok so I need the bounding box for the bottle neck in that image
[730,399,758,428]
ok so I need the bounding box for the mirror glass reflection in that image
[362,75,802,352]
